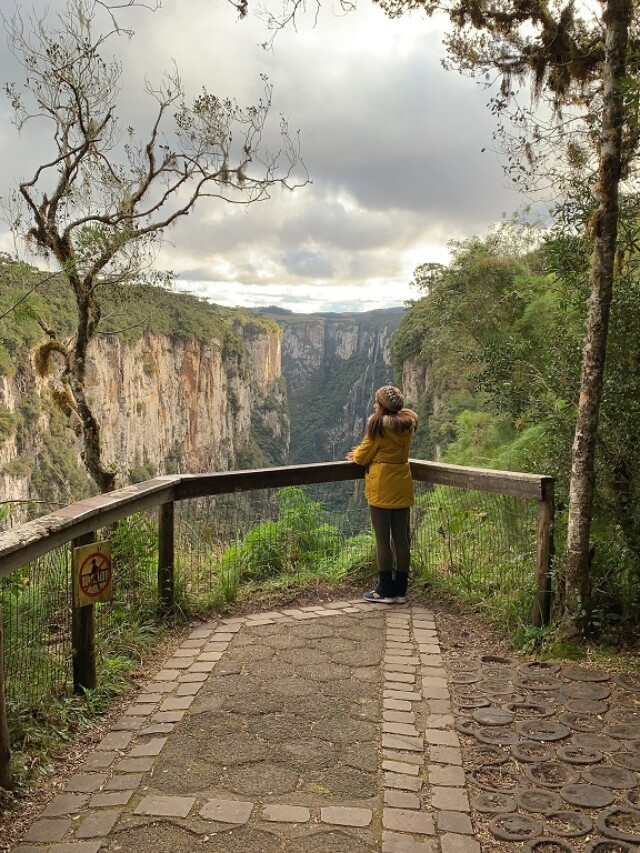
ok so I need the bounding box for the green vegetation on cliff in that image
[0,258,281,363]
[0,256,279,359]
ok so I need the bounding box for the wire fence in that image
[1,546,73,706]
[412,481,539,623]
[2,477,541,713]
[0,511,160,706]
[173,482,371,603]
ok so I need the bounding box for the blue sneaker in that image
[363,589,395,604]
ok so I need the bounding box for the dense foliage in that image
[393,223,640,634]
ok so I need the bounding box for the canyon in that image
[0,279,426,517]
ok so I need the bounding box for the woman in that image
[347,385,418,604]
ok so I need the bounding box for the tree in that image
[408,0,635,637]
[248,0,637,635]
[396,218,640,630]
[2,0,306,492]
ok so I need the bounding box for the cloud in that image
[282,248,335,278]
[0,0,530,312]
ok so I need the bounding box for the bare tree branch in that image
[2,0,308,492]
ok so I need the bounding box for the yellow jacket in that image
[352,410,418,508]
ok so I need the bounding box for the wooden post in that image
[0,596,13,789]
[158,502,175,616]
[72,533,97,694]
[532,480,555,627]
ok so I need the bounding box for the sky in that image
[0,0,534,313]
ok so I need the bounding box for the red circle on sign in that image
[79,551,112,597]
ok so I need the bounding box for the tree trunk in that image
[72,382,117,493]
[70,291,116,493]
[563,0,631,636]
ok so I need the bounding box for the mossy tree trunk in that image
[562,0,631,636]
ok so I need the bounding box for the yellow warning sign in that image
[73,541,113,607]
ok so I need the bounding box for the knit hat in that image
[376,385,404,413]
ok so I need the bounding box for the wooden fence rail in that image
[0,460,554,789]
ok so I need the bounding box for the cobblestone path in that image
[10,601,640,853]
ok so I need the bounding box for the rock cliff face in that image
[401,356,431,408]
[86,328,287,475]
[268,309,404,463]
[0,323,288,515]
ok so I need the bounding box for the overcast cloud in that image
[0,0,533,312]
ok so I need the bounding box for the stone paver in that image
[135,795,195,818]
[320,806,372,827]
[24,819,71,843]
[429,745,463,764]
[437,811,474,834]
[431,786,470,812]
[425,729,460,747]
[384,772,423,791]
[152,710,185,723]
[383,808,436,834]
[90,790,134,808]
[42,794,89,817]
[104,773,143,791]
[75,808,122,838]
[382,833,439,852]
[428,764,466,787]
[128,737,167,757]
[199,799,254,823]
[383,748,424,765]
[383,759,420,776]
[159,696,194,711]
[175,682,202,695]
[261,804,311,822]
[385,698,413,712]
[64,773,108,793]
[384,710,416,724]
[385,790,421,809]
[124,704,156,716]
[82,751,118,770]
[113,716,146,731]
[95,732,132,752]
[440,834,481,853]
[383,733,423,751]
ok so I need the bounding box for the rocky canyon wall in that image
[268,308,404,463]
[0,323,288,514]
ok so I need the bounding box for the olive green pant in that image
[369,505,410,595]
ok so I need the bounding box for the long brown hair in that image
[367,407,417,439]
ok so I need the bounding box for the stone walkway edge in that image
[13,601,479,853]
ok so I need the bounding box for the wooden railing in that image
[0,460,554,789]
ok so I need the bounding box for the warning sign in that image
[73,541,113,607]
